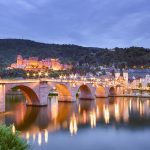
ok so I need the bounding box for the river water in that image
[1,96,150,150]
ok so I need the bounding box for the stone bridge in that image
[0,78,125,112]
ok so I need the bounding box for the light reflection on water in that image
[1,96,150,150]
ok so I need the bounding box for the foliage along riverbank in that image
[0,125,29,150]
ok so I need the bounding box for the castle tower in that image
[115,69,120,80]
[123,69,128,85]
[17,55,23,66]
[51,59,62,70]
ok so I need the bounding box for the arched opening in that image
[96,86,106,98]
[116,85,124,96]
[6,85,40,106]
[78,85,94,100]
[109,87,116,96]
[54,84,72,102]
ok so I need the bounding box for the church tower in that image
[115,69,120,80]
[17,55,23,66]
[123,69,128,85]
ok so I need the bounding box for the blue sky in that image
[0,0,150,48]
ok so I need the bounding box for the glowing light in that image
[137,99,140,110]
[44,130,48,143]
[63,75,66,79]
[33,73,36,77]
[12,124,16,134]
[114,104,120,122]
[147,100,150,106]
[45,72,48,77]
[26,73,30,77]
[70,74,74,79]
[69,114,78,135]
[103,105,110,124]
[129,100,132,111]
[83,110,87,123]
[92,84,95,87]
[78,104,81,113]
[72,82,76,87]
[59,75,63,79]
[38,132,42,146]
[38,72,42,76]
[74,74,77,79]
[26,132,30,141]
[90,111,96,128]
[105,79,109,82]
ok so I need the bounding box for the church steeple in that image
[17,55,23,65]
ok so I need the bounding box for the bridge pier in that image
[38,81,49,106]
[79,92,95,100]
[0,84,5,113]
[116,86,125,96]
[58,95,73,102]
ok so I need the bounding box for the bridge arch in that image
[77,84,94,100]
[109,87,116,96]
[54,84,72,102]
[6,85,40,105]
[96,85,107,98]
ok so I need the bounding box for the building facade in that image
[9,55,72,71]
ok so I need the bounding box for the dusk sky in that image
[0,0,150,48]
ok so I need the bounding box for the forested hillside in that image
[0,39,150,68]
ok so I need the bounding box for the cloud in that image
[0,0,150,48]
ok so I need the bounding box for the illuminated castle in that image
[10,55,72,71]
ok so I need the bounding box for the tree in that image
[0,125,29,150]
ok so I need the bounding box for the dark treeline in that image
[0,39,150,68]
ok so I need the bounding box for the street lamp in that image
[63,75,66,80]
[59,75,63,80]
[70,74,73,79]
[74,74,77,79]
[45,72,48,78]
[26,73,30,78]
[38,72,42,78]
[33,73,36,78]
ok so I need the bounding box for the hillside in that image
[0,39,150,68]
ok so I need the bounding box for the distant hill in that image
[0,39,150,68]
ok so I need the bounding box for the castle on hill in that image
[9,55,72,71]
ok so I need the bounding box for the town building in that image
[130,74,150,89]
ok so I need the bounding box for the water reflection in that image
[44,130,48,143]
[2,95,150,148]
[103,105,110,124]
[12,124,16,134]
[69,113,78,135]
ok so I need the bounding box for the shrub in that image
[0,125,29,150]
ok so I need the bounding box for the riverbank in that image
[0,125,29,150]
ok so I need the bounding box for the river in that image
[0,95,150,150]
